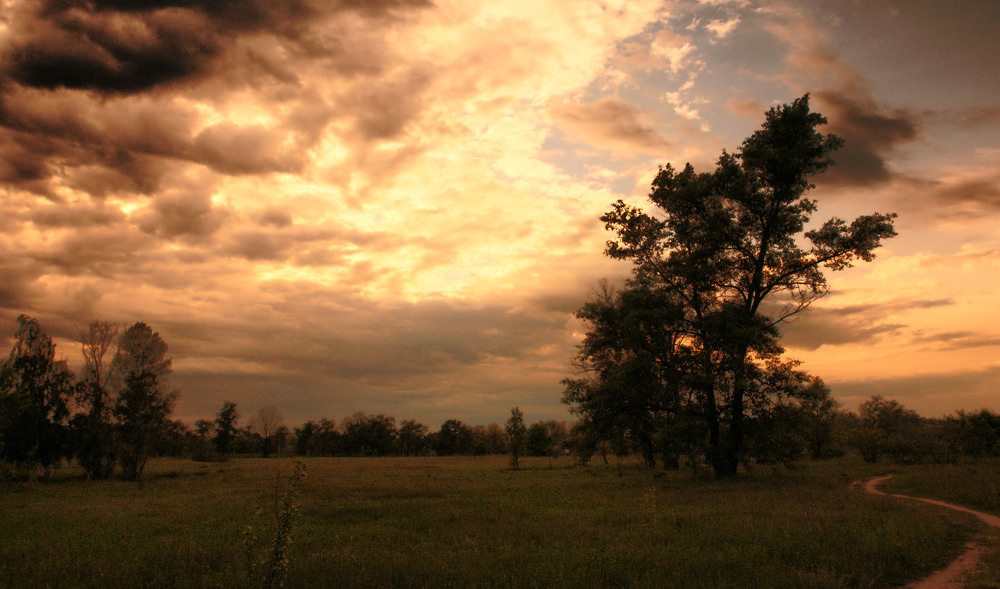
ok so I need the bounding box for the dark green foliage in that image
[244,461,307,589]
[846,396,955,464]
[340,413,397,456]
[435,418,473,456]
[294,418,341,456]
[469,423,507,455]
[567,95,897,476]
[505,407,527,469]
[942,409,1000,457]
[214,401,240,457]
[112,322,176,481]
[1,456,990,588]
[525,422,552,457]
[0,315,75,479]
[397,419,430,456]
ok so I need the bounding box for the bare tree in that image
[250,405,286,458]
[73,320,120,479]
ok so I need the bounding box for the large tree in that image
[567,95,897,476]
[0,315,74,480]
[112,322,176,481]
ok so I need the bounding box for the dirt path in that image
[862,475,1000,588]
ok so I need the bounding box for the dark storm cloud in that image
[127,286,573,424]
[0,87,194,193]
[4,7,221,93]
[134,191,226,239]
[0,260,42,310]
[0,87,309,195]
[0,0,434,198]
[780,297,953,351]
[813,91,919,187]
[1,0,431,94]
[29,226,157,275]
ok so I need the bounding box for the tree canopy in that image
[564,95,897,476]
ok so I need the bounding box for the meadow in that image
[2,456,999,588]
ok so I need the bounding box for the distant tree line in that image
[216,411,568,460]
[4,316,999,484]
[561,389,1000,469]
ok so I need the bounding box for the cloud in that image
[134,190,227,240]
[650,29,696,74]
[912,330,1000,351]
[813,91,919,187]
[550,97,672,155]
[781,297,953,351]
[705,17,740,39]
[764,7,921,187]
[192,123,306,175]
[29,202,126,228]
[0,0,430,95]
[830,365,1000,417]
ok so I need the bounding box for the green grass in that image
[876,458,1000,589]
[0,456,992,588]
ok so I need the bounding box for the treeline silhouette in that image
[183,406,571,462]
[3,314,1000,484]
[123,397,1000,469]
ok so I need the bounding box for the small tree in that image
[214,400,240,458]
[72,320,120,480]
[112,322,176,481]
[250,405,286,458]
[505,407,527,470]
[526,422,553,457]
[243,461,307,589]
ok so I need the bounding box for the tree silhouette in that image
[0,315,74,480]
[505,407,527,470]
[112,322,175,481]
[249,405,286,458]
[213,400,240,458]
[568,95,897,476]
[72,320,120,479]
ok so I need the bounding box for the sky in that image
[1,0,999,428]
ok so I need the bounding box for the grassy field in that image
[1,455,998,588]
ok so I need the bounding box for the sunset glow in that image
[2,0,998,425]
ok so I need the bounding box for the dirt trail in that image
[862,475,1000,589]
